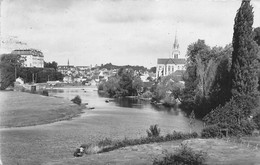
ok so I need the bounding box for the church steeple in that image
[173,33,179,50]
[67,59,70,66]
[172,31,180,59]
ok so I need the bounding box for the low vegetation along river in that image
[0,86,203,165]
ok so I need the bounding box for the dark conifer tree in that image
[230,0,259,96]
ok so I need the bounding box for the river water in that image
[48,86,203,135]
[0,86,203,165]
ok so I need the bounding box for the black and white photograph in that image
[0,0,260,164]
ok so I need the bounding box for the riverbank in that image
[0,87,203,165]
[0,91,86,128]
[44,138,260,165]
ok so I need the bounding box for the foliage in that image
[203,95,258,125]
[189,110,196,133]
[141,91,153,98]
[97,131,198,153]
[253,27,260,47]
[98,68,144,98]
[201,125,222,138]
[230,0,259,97]
[152,74,184,106]
[147,124,161,137]
[202,120,256,138]
[97,138,113,147]
[16,67,63,83]
[150,66,156,73]
[99,63,148,72]
[71,95,82,105]
[44,61,58,70]
[253,113,260,130]
[42,89,49,96]
[153,143,207,165]
[99,76,119,97]
[0,54,23,90]
[203,95,258,136]
[181,41,232,117]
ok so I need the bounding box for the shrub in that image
[97,138,113,147]
[97,131,198,154]
[201,125,222,138]
[98,83,104,91]
[147,124,161,137]
[203,95,259,137]
[141,91,153,98]
[42,90,49,96]
[71,95,82,105]
[153,143,207,165]
[202,121,256,138]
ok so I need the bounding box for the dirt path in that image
[45,138,260,165]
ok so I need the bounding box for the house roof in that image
[12,49,44,57]
[157,58,186,65]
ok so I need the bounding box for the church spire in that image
[67,59,69,66]
[173,31,179,50]
[172,31,180,59]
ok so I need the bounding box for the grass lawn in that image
[0,91,85,128]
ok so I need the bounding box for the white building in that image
[156,34,186,79]
[12,49,44,68]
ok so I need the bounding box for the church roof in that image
[157,58,186,65]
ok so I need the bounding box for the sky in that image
[1,0,260,68]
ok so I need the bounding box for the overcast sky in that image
[1,0,260,68]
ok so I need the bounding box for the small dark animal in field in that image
[105,100,109,103]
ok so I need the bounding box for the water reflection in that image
[48,87,203,133]
[49,87,187,116]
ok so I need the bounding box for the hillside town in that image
[1,0,260,165]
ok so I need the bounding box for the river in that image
[0,86,203,165]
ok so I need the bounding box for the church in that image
[156,34,186,79]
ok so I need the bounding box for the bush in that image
[71,95,82,105]
[42,90,49,96]
[203,95,259,137]
[97,138,113,147]
[97,131,198,154]
[201,125,222,138]
[202,121,256,138]
[153,143,207,165]
[147,124,161,137]
[141,91,153,98]
[98,83,104,91]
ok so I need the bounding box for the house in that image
[12,49,44,68]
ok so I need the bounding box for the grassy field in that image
[44,138,260,165]
[0,91,85,128]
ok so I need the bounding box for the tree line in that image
[0,54,63,90]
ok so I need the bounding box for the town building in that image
[156,34,186,79]
[57,59,75,74]
[12,49,44,68]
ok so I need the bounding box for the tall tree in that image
[0,54,23,90]
[230,0,259,97]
